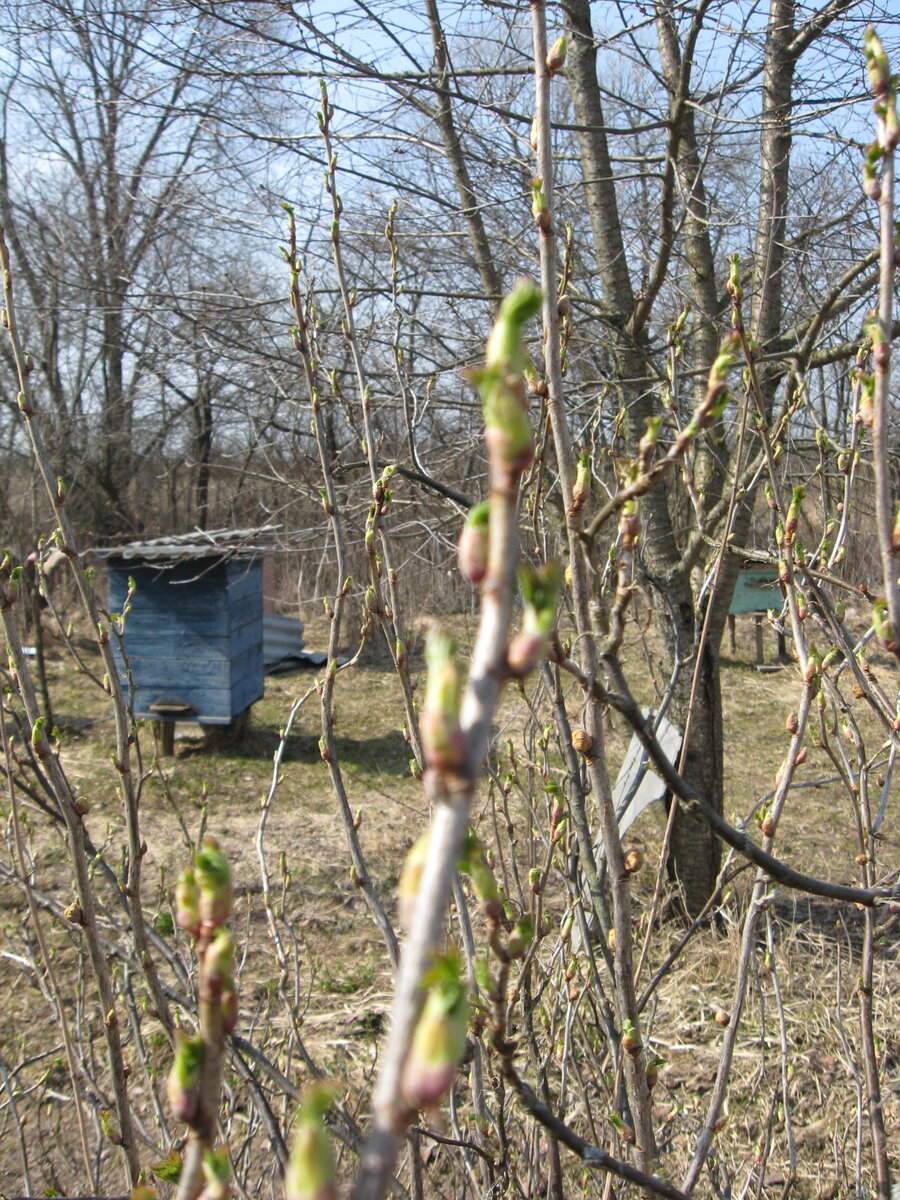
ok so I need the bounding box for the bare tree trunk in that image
[193,380,213,531]
[424,0,503,306]
[566,0,725,912]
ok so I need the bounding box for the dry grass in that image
[0,611,897,1197]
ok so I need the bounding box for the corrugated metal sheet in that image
[263,613,306,669]
[95,525,279,565]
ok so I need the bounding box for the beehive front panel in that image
[108,559,262,722]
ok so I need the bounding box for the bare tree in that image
[0,0,260,535]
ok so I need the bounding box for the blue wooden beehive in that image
[100,532,266,725]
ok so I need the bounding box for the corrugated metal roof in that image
[95,526,279,564]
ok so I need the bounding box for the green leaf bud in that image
[864,26,892,103]
[175,867,201,937]
[457,501,490,584]
[509,562,562,676]
[570,450,591,513]
[194,838,232,931]
[459,832,500,917]
[401,954,469,1111]
[204,928,235,989]
[530,177,550,228]
[784,486,804,543]
[873,598,899,653]
[167,1030,204,1123]
[546,35,567,75]
[472,280,542,476]
[398,832,430,930]
[421,626,465,771]
[285,1084,337,1200]
[508,914,535,958]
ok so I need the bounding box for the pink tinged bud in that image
[402,968,469,1110]
[507,914,534,958]
[485,280,542,374]
[570,451,590,513]
[194,839,232,931]
[884,103,900,151]
[727,257,743,308]
[398,833,429,931]
[863,156,882,201]
[804,646,824,685]
[473,281,542,476]
[509,560,563,675]
[638,416,662,474]
[525,365,547,396]
[199,1147,231,1200]
[531,177,550,228]
[620,501,640,550]
[175,868,201,937]
[484,421,534,475]
[459,833,500,912]
[31,716,50,760]
[507,629,544,676]
[286,1085,337,1200]
[545,35,566,76]
[621,1019,640,1055]
[858,374,875,426]
[167,1030,204,1123]
[421,626,465,770]
[864,26,892,102]
[688,332,739,435]
[784,486,803,542]
[872,598,900,652]
[204,928,235,989]
[221,985,238,1034]
[457,501,490,584]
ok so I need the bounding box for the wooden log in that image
[154,720,175,756]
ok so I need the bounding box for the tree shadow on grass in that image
[174,723,412,776]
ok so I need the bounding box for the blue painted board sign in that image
[107,557,264,724]
[729,565,782,616]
